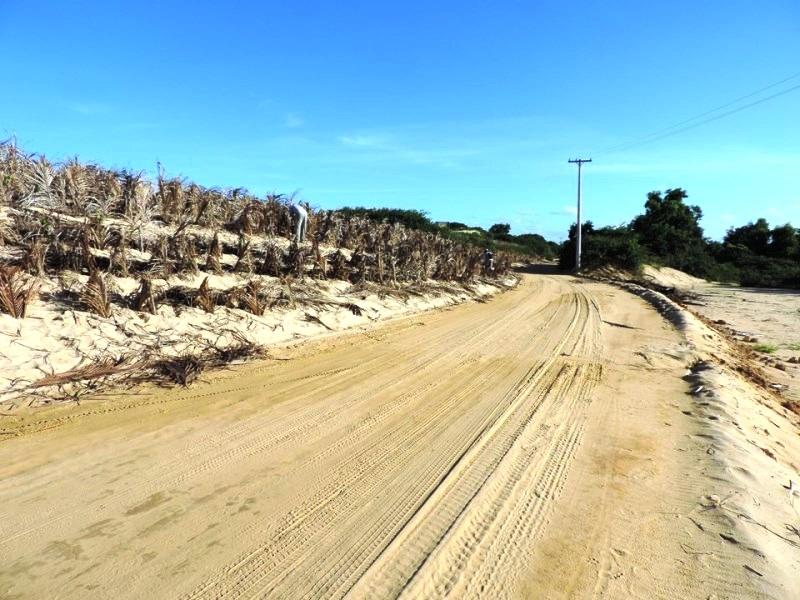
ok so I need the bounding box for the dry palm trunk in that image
[376,245,385,284]
[234,234,252,273]
[206,232,222,274]
[286,242,306,279]
[329,249,349,281]
[158,176,185,225]
[349,247,367,284]
[110,242,130,278]
[259,242,283,277]
[132,277,158,314]
[241,280,266,315]
[461,252,481,283]
[80,228,99,275]
[172,235,199,275]
[23,236,47,275]
[152,235,173,277]
[312,238,327,279]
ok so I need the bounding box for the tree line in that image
[338,207,560,259]
[558,188,800,288]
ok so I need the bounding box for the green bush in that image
[559,222,644,272]
[338,207,438,233]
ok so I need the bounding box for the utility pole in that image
[568,158,592,272]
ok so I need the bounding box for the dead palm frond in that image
[155,355,203,386]
[0,266,39,318]
[157,170,186,225]
[240,280,266,315]
[81,272,112,318]
[59,158,91,215]
[19,155,60,210]
[196,277,216,313]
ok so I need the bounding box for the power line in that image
[597,72,800,156]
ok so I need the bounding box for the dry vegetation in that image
[0,140,517,397]
[0,141,513,301]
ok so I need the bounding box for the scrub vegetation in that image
[559,188,800,288]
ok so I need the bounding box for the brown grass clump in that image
[212,335,266,363]
[0,266,39,318]
[154,355,203,386]
[81,272,112,318]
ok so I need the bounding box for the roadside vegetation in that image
[559,188,800,288]
[0,141,519,324]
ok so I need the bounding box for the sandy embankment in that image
[581,266,800,598]
[0,263,513,409]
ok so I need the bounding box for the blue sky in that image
[2,1,798,241]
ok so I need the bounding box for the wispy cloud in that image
[336,131,479,168]
[338,135,387,148]
[284,113,304,128]
[69,102,112,116]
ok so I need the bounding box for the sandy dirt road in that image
[1,273,774,599]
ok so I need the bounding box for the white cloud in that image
[563,205,577,216]
[284,113,304,128]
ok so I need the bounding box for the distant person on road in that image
[290,202,308,243]
[482,248,495,273]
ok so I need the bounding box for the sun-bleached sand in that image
[2,269,798,598]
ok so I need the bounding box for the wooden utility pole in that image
[568,158,592,271]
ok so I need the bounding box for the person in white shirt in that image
[290,202,308,243]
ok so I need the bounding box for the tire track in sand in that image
[0,276,616,600]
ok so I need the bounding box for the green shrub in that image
[753,343,777,354]
[559,222,644,272]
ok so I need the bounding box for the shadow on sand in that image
[514,263,565,276]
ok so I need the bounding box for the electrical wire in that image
[595,72,800,156]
